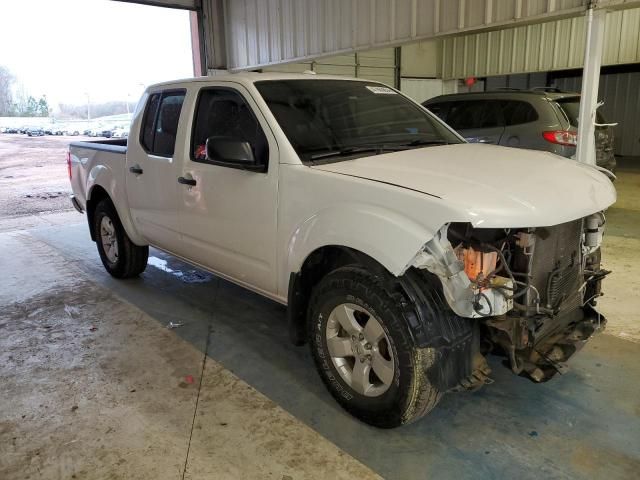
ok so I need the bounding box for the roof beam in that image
[111,0,200,11]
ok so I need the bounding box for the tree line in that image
[58,101,136,119]
[1,65,134,119]
[0,65,50,117]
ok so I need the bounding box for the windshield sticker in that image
[366,86,397,95]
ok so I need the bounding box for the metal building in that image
[118,0,640,160]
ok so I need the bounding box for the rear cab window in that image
[140,89,186,157]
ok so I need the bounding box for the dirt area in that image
[0,134,86,218]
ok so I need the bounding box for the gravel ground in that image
[0,134,89,218]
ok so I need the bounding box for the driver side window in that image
[191,88,269,168]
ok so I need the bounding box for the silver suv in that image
[423,89,616,171]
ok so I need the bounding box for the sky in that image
[0,0,193,106]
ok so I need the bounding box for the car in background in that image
[86,126,104,137]
[423,89,616,171]
[26,127,45,137]
[4,126,19,133]
[0,127,7,133]
[111,127,129,138]
[65,126,81,136]
[52,125,68,136]
[86,125,113,138]
[43,125,54,135]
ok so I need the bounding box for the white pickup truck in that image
[68,72,616,428]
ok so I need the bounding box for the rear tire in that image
[308,266,442,428]
[94,198,148,278]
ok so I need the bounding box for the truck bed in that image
[69,138,127,154]
[68,138,129,215]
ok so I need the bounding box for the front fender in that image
[87,164,146,246]
[287,202,436,278]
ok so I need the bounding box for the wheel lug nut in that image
[365,343,371,349]
[360,357,365,363]
[358,333,364,340]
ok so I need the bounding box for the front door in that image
[177,84,279,296]
[126,89,186,253]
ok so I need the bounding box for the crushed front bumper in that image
[487,304,606,382]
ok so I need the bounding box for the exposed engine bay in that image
[412,213,609,383]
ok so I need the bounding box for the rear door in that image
[499,100,541,149]
[444,100,505,144]
[125,89,186,253]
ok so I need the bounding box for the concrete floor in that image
[1,169,639,479]
[0,215,379,480]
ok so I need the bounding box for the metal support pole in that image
[575,4,606,165]
[189,10,206,76]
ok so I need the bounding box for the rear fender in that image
[87,164,146,246]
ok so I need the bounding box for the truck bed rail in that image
[70,138,127,154]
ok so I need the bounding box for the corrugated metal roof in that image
[441,7,640,79]
[221,0,640,70]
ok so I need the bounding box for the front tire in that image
[94,199,148,278]
[308,266,442,428]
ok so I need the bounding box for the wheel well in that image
[86,186,110,241]
[287,246,389,345]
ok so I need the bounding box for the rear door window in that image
[501,100,538,125]
[141,93,160,152]
[446,100,503,130]
[140,90,186,157]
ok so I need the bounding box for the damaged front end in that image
[411,213,609,383]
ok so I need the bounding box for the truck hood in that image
[310,144,616,228]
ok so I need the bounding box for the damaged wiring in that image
[468,239,548,316]
[472,291,493,317]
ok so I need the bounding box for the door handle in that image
[129,165,143,175]
[178,176,197,186]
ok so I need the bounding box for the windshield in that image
[254,80,462,163]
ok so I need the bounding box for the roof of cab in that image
[146,71,373,91]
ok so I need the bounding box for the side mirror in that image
[206,136,255,165]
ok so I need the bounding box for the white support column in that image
[189,10,205,77]
[575,4,606,166]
